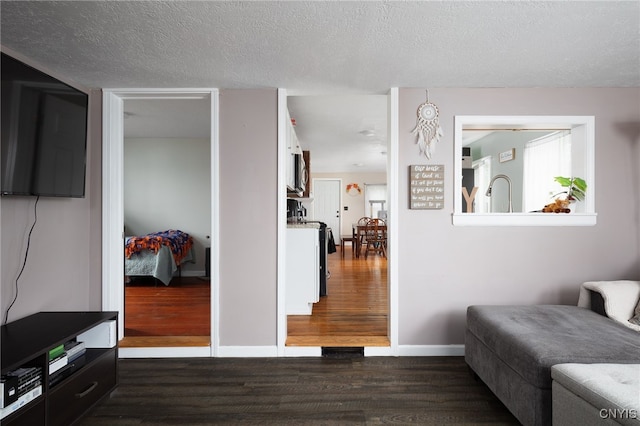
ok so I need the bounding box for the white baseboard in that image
[119,345,465,358]
[398,345,465,357]
[283,346,322,357]
[218,345,464,357]
[119,346,212,358]
[217,346,278,357]
[364,346,395,356]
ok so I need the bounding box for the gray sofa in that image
[465,304,640,426]
[552,363,640,425]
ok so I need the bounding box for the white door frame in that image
[102,88,219,358]
[277,88,399,357]
[312,178,342,243]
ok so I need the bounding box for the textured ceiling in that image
[2,1,638,172]
[2,1,638,92]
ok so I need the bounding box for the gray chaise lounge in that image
[551,363,640,425]
[465,304,640,426]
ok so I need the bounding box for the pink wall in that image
[2,82,639,350]
[87,89,103,312]
[218,89,278,346]
[0,88,102,322]
[397,88,640,345]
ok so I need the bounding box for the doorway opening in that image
[121,97,211,348]
[282,93,392,350]
[102,89,219,358]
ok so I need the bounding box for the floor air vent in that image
[321,347,364,358]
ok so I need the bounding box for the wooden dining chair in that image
[363,218,387,259]
[355,216,371,257]
[340,234,355,258]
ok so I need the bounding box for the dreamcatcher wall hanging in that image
[410,90,443,160]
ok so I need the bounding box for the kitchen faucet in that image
[486,174,513,213]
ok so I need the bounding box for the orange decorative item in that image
[346,183,362,196]
[541,198,571,213]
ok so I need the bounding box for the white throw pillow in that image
[578,281,640,331]
[581,281,640,320]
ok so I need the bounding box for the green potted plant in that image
[541,176,587,213]
[553,176,587,202]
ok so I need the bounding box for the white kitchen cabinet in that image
[286,227,319,315]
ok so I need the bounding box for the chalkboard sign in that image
[409,165,444,209]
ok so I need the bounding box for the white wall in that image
[123,137,211,274]
[308,171,386,238]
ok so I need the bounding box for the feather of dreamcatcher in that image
[411,91,443,160]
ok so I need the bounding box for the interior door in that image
[313,179,341,244]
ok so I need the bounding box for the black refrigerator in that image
[318,222,328,297]
[307,221,328,297]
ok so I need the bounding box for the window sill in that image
[452,213,597,226]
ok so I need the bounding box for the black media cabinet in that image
[1,311,118,425]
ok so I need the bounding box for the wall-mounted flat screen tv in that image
[1,52,88,198]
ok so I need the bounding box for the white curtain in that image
[523,131,571,212]
[364,184,387,219]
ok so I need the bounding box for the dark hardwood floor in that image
[88,247,517,424]
[80,356,518,425]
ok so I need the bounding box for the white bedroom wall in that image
[123,137,211,275]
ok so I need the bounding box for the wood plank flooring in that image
[123,245,387,348]
[79,356,518,425]
[287,245,389,347]
[120,336,210,348]
[123,277,210,347]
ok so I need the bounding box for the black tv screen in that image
[1,52,88,198]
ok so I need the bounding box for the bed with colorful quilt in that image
[124,229,195,285]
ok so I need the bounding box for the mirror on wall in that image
[453,115,596,226]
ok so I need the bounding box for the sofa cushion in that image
[551,363,640,425]
[467,305,640,389]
